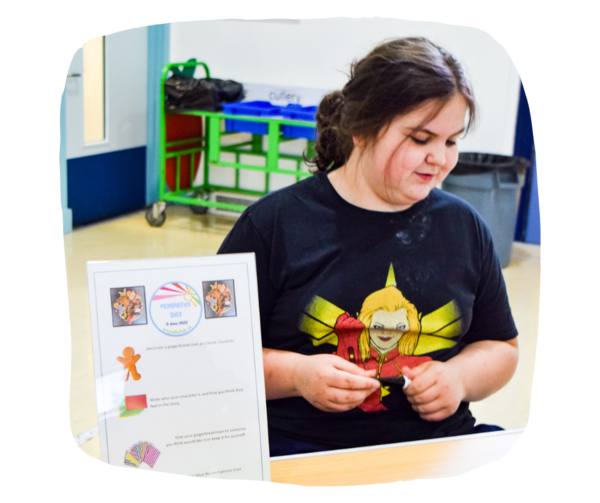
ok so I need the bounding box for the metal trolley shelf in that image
[146,61,316,227]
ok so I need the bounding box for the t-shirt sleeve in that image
[461,221,519,344]
[217,211,274,342]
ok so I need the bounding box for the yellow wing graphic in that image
[299,295,345,346]
[299,293,462,354]
[414,300,462,355]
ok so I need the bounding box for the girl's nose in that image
[426,142,446,167]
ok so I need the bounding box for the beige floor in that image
[65,205,540,461]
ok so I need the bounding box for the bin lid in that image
[452,153,530,175]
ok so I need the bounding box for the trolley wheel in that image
[146,205,167,227]
[189,190,210,215]
[190,204,209,215]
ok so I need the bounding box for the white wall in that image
[170,18,521,156]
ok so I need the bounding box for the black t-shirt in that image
[217,170,518,450]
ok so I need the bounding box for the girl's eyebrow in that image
[406,127,465,137]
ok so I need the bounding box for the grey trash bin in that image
[442,153,530,268]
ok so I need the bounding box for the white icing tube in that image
[403,376,412,389]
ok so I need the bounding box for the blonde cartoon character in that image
[333,286,431,412]
[358,286,421,362]
[299,264,462,412]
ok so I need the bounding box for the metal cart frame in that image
[146,61,315,227]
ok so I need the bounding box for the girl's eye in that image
[410,136,458,147]
[397,325,406,330]
[410,136,429,145]
[373,324,384,330]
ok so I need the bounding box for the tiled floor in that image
[65,204,540,460]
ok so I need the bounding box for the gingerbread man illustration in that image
[117,347,141,381]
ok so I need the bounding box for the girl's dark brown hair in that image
[308,37,476,172]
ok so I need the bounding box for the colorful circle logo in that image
[149,282,202,336]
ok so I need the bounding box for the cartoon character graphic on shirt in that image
[298,264,463,412]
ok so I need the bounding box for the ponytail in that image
[309,91,354,172]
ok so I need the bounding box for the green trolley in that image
[145,61,316,227]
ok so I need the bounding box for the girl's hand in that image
[293,354,380,412]
[401,362,466,422]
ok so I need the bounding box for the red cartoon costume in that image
[333,312,431,412]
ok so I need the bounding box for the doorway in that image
[64,27,148,227]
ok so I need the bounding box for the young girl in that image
[218,37,519,456]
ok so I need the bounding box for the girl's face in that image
[355,94,468,210]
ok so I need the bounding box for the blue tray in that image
[280,105,318,140]
[222,101,283,135]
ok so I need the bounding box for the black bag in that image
[164,74,245,112]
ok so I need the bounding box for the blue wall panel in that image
[146,24,170,205]
[513,83,537,243]
[67,146,147,226]
[524,158,540,244]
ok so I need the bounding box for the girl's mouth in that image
[416,173,434,181]
[379,337,392,342]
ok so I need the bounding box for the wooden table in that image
[270,429,523,486]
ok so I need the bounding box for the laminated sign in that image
[87,253,270,481]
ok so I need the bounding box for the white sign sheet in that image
[86,253,270,481]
